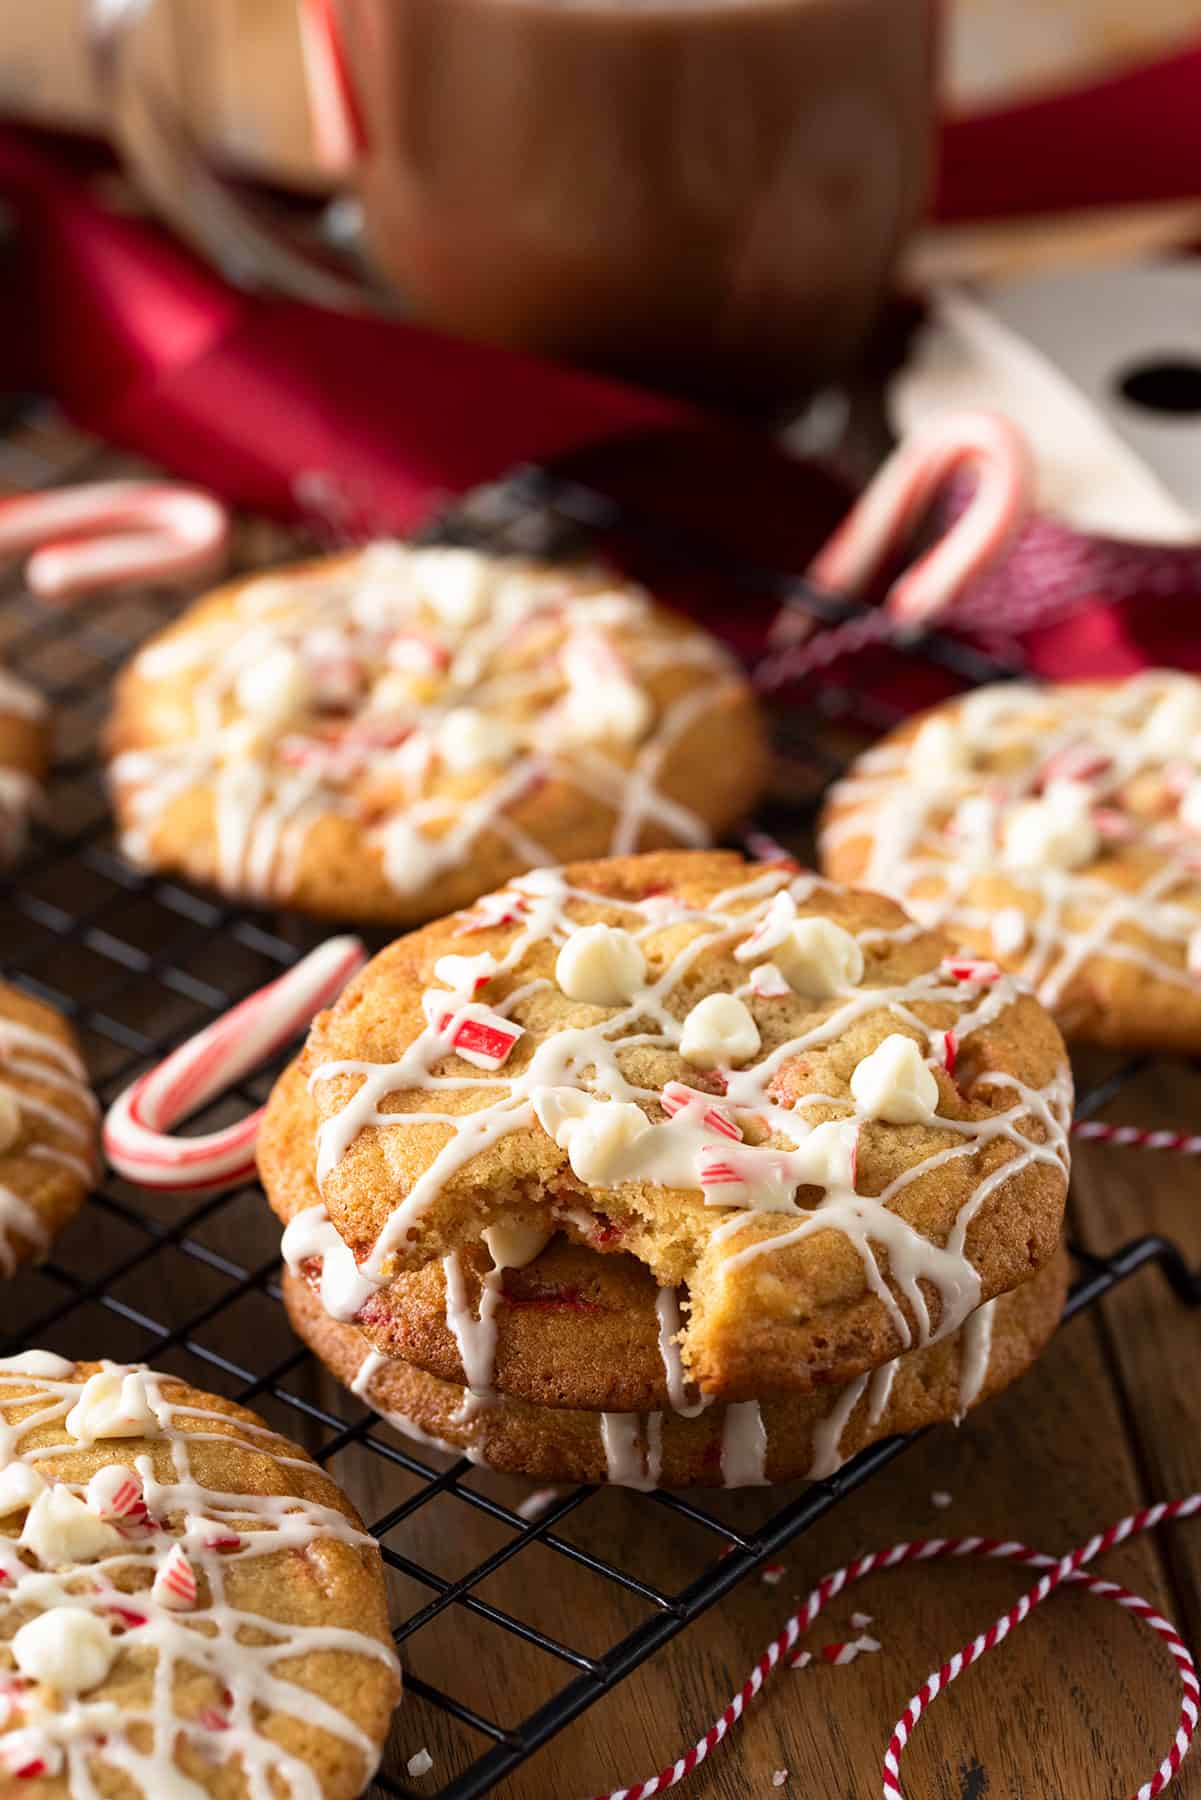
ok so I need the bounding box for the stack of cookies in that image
[260,848,1072,1488]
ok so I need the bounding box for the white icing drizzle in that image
[309,865,1069,1373]
[112,547,743,903]
[865,1359,898,1427]
[599,1412,663,1490]
[956,1297,997,1421]
[0,1359,399,1793]
[822,672,1201,1011]
[808,1374,870,1480]
[654,1287,710,1418]
[719,1401,768,1487]
[0,1008,95,1276]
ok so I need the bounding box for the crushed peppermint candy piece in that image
[772,1772,789,1788]
[791,1650,812,1670]
[433,952,497,995]
[749,961,791,999]
[185,1513,242,1551]
[407,1747,435,1778]
[850,1610,873,1629]
[456,890,527,933]
[760,1561,785,1586]
[1,1730,64,1780]
[85,1466,148,1523]
[661,1082,742,1141]
[423,998,524,1070]
[931,1490,953,1510]
[153,1543,198,1610]
[941,957,1002,985]
[515,1487,564,1523]
[942,1030,957,1076]
[820,1634,880,1665]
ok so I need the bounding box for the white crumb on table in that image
[931,1490,953,1510]
[406,1748,434,1778]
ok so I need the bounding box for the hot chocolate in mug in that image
[94,0,936,409]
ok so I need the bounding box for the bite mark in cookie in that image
[0,1354,400,1795]
[106,545,767,923]
[298,850,1071,1399]
[819,672,1201,1050]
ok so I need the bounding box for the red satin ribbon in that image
[2,126,1200,697]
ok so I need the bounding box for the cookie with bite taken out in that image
[284,849,1072,1402]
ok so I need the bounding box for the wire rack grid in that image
[1,405,1199,1799]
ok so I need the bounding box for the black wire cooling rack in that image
[2,404,1200,1799]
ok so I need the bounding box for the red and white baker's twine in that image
[758,409,1033,691]
[103,936,366,1195]
[587,1496,1201,1800]
[0,481,230,601]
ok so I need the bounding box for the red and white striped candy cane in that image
[586,1495,1201,1800]
[759,410,1032,688]
[1072,1121,1201,1157]
[103,936,366,1196]
[0,481,230,602]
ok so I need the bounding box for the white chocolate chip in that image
[774,918,864,999]
[482,1220,551,1271]
[12,1608,116,1695]
[679,994,761,1069]
[555,925,647,1007]
[65,1370,162,1444]
[560,1100,652,1187]
[991,906,1029,958]
[1180,778,1201,835]
[1002,780,1098,873]
[1142,682,1201,757]
[437,707,517,774]
[850,1034,939,1124]
[413,547,491,627]
[234,644,313,732]
[0,1461,45,1515]
[557,678,652,748]
[948,794,999,868]
[0,1086,21,1154]
[21,1487,122,1566]
[909,715,968,779]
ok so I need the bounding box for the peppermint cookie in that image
[0,1352,400,1794]
[819,672,1201,1050]
[0,668,48,863]
[0,983,97,1277]
[281,1251,1069,1488]
[107,545,767,924]
[294,849,1071,1399]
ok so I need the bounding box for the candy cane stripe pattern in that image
[821,673,1201,1053]
[758,411,1032,689]
[584,1496,1201,1800]
[0,1355,400,1794]
[104,935,366,1195]
[295,848,1071,1404]
[106,545,769,927]
[0,481,230,601]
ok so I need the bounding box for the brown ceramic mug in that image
[95,0,937,409]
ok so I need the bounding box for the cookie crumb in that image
[931,1490,953,1510]
[407,1748,434,1778]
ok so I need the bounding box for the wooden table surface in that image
[4,412,1201,1800]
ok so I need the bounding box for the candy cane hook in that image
[103,935,366,1195]
[0,481,231,602]
[759,410,1033,688]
